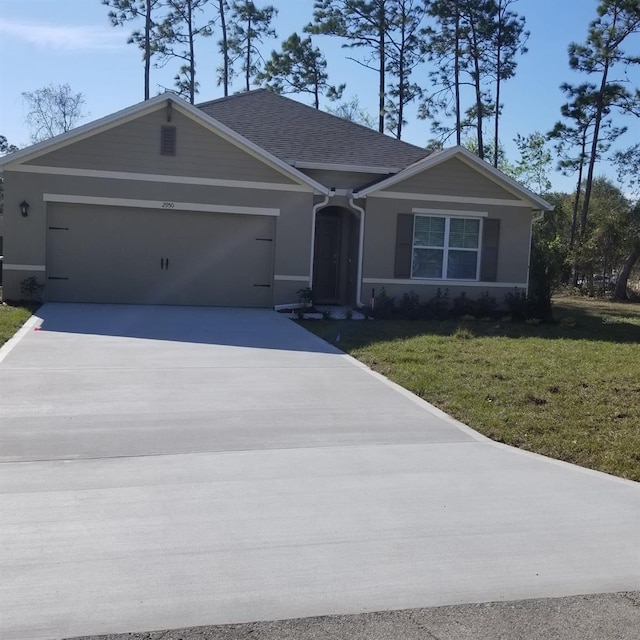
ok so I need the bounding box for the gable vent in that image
[161,126,176,156]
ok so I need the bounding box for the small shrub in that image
[371,288,396,319]
[526,318,542,326]
[344,308,353,321]
[452,292,475,318]
[398,289,421,320]
[425,288,450,320]
[321,308,333,320]
[20,276,44,301]
[297,287,314,307]
[476,292,498,318]
[560,316,577,328]
[504,290,528,322]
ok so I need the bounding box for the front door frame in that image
[311,205,360,306]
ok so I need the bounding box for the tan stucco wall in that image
[2,170,314,304]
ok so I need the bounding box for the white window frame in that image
[411,211,484,281]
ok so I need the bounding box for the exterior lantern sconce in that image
[19,200,30,217]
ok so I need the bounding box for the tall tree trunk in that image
[454,1,461,145]
[245,15,252,91]
[144,0,152,100]
[613,242,640,301]
[378,2,386,133]
[569,133,587,249]
[473,55,483,159]
[493,14,502,167]
[188,2,195,103]
[580,62,608,236]
[218,0,229,96]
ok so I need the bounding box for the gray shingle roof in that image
[197,89,429,170]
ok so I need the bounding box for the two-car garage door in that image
[46,203,275,307]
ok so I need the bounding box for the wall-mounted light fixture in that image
[19,200,30,217]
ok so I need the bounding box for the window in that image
[412,215,481,280]
[160,125,176,155]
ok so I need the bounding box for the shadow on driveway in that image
[33,303,341,353]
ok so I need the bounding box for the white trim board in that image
[363,278,527,288]
[368,191,531,208]
[43,194,280,217]
[2,264,46,272]
[412,208,489,217]
[10,165,313,193]
[274,275,310,282]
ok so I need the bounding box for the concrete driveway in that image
[1,303,638,640]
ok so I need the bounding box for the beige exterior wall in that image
[361,195,533,303]
[25,108,297,185]
[300,168,388,191]
[2,169,313,305]
[385,157,518,200]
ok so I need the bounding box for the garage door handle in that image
[160,258,164,270]
[166,257,169,270]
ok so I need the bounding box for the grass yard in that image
[304,296,640,482]
[0,298,36,348]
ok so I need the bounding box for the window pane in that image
[449,218,480,249]
[414,216,445,247]
[413,248,443,278]
[448,250,478,279]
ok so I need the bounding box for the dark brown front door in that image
[313,210,342,302]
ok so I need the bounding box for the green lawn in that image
[304,296,640,482]
[0,298,36,348]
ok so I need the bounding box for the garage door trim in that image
[43,193,281,217]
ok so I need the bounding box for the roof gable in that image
[0,93,328,194]
[354,146,554,210]
[198,89,430,170]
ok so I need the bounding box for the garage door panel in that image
[46,204,274,307]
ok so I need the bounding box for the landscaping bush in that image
[370,287,396,319]
[398,289,421,320]
[452,292,476,318]
[504,290,529,322]
[423,288,450,320]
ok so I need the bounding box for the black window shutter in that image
[161,126,176,155]
[394,214,414,278]
[480,218,500,282]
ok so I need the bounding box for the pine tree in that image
[308,0,390,133]
[384,0,428,139]
[568,0,640,239]
[216,0,231,96]
[257,33,345,108]
[227,1,278,92]
[102,0,165,100]
[156,0,215,103]
[490,0,528,167]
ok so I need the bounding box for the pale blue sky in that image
[0,0,638,193]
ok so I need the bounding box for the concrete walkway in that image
[1,304,639,640]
